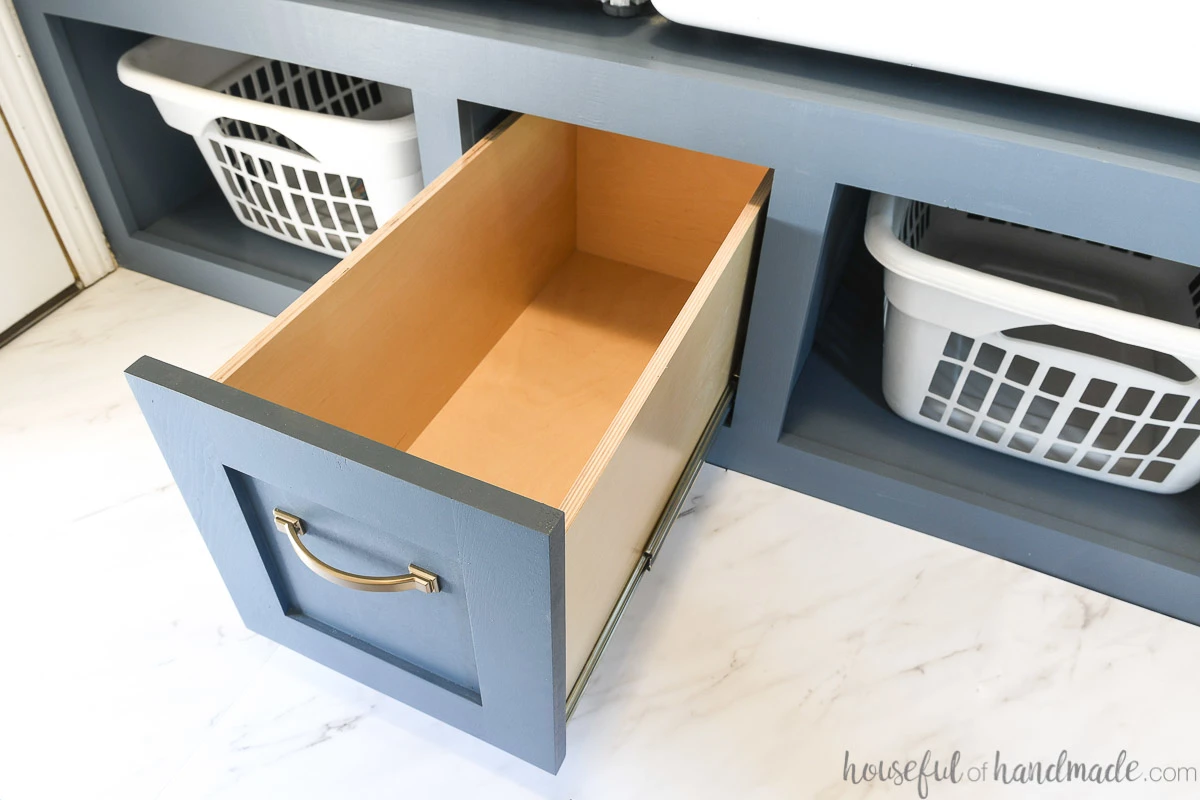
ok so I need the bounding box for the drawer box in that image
[126,114,770,771]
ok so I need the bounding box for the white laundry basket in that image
[117,37,422,258]
[865,194,1200,494]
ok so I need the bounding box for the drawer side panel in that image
[563,176,771,685]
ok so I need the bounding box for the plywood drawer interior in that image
[212,114,770,684]
[129,113,769,769]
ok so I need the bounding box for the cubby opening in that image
[46,17,512,307]
[51,18,334,283]
[781,187,1200,579]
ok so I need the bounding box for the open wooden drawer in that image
[126,114,770,772]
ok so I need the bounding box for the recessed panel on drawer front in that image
[227,469,480,697]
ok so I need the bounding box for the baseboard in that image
[0,284,80,349]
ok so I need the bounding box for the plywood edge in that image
[211,112,524,384]
[559,171,773,526]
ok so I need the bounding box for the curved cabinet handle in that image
[273,509,440,594]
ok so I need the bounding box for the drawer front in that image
[126,358,566,771]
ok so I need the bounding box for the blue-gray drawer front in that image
[126,357,566,772]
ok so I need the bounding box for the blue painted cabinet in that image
[128,114,771,771]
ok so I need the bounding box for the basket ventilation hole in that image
[901,202,932,250]
[919,332,1200,485]
[209,136,376,253]
[1189,271,1200,328]
[964,213,1154,260]
[219,60,385,154]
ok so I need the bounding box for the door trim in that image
[0,0,113,286]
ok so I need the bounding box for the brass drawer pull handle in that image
[273,509,440,594]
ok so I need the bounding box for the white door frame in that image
[0,0,114,286]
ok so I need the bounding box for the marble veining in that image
[2,269,1199,799]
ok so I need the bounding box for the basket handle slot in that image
[1001,324,1196,382]
[214,117,313,158]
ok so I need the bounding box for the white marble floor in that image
[3,268,1200,799]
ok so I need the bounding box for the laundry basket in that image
[865,194,1200,494]
[118,37,422,257]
